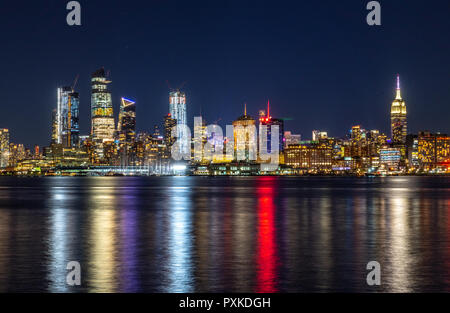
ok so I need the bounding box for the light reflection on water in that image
[87,180,119,293]
[166,185,194,293]
[0,176,449,292]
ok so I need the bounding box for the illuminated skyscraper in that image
[91,68,115,157]
[259,100,284,154]
[391,74,407,144]
[232,103,256,162]
[169,90,189,156]
[0,129,9,167]
[118,97,136,143]
[57,87,79,147]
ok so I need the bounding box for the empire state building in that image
[390,74,407,144]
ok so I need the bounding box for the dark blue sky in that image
[0,0,449,147]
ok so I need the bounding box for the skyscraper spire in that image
[267,99,270,118]
[395,74,402,99]
[244,102,247,116]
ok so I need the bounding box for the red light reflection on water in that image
[256,177,278,293]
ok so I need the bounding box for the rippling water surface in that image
[0,176,449,292]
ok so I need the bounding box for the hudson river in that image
[0,176,449,292]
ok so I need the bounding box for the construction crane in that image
[166,80,187,91]
[71,74,79,91]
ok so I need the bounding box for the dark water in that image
[0,176,450,292]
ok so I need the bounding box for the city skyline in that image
[0,70,447,150]
[2,69,449,176]
[0,1,449,148]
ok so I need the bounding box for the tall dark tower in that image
[390,74,407,144]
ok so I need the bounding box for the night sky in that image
[0,0,448,148]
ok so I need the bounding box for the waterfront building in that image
[284,142,333,172]
[208,162,260,176]
[379,148,401,171]
[44,146,89,168]
[417,132,450,172]
[14,158,52,176]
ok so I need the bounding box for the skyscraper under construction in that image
[56,86,79,148]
